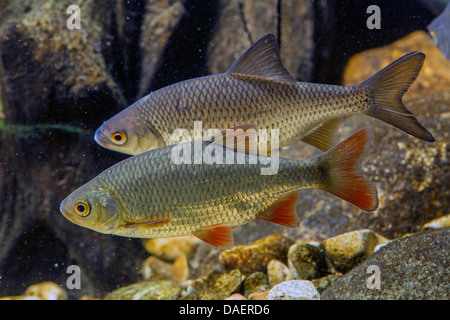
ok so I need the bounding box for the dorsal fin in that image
[227,34,296,83]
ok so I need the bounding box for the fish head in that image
[60,181,121,234]
[95,106,163,155]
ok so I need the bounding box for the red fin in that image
[124,216,172,229]
[193,225,234,249]
[257,192,299,227]
[319,127,378,212]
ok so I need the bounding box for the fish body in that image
[428,2,450,60]
[61,126,377,248]
[95,34,434,156]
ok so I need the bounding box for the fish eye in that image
[74,200,90,217]
[110,131,127,145]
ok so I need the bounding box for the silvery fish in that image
[94,34,434,156]
[428,2,450,60]
[60,125,378,249]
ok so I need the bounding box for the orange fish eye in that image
[74,200,90,217]
[110,131,127,145]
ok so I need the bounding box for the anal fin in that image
[301,119,341,152]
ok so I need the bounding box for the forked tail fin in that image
[317,127,378,212]
[359,51,435,142]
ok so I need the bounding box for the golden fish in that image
[61,125,378,249]
[94,34,434,156]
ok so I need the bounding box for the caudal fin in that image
[359,51,435,142]
[318,127,378,212]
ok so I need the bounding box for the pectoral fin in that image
[124,215,172,229]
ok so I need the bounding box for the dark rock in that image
[0,0,141,299]
[137,0,185,97]
[279,0,315,81]
[207,0,315,81]
[321,228,450,300]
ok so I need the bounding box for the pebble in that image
[267,280,320,300]
[24,281,67,300]
[219,234,294,274]
[248,290,269,300]
[185,269,243,300]
[104,280,181,300]
[266,259,292,287]
[79,295,100,300]
[142,254,190,285]
[242,272,269,297]
[322,229,390,272]
[423,214,450,230]
[142,256,174,281]
[311,274,341,293]
[142,235,201,261]
[225,293,248,300]
[287,243,327,279]
[0,295,41,300]
[171,254,189,284]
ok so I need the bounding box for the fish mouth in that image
[59,200,69,218]
[59,199,77,225]
[94,127,107,146]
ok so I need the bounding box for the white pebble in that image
[267,280,320,300]
[423,215,450,230]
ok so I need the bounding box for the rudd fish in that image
[94,34,434,156]
[428,2,450,60]
[60,125,378,249]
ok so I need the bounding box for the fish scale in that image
[141,76,360,143]
[78,144,308,233]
